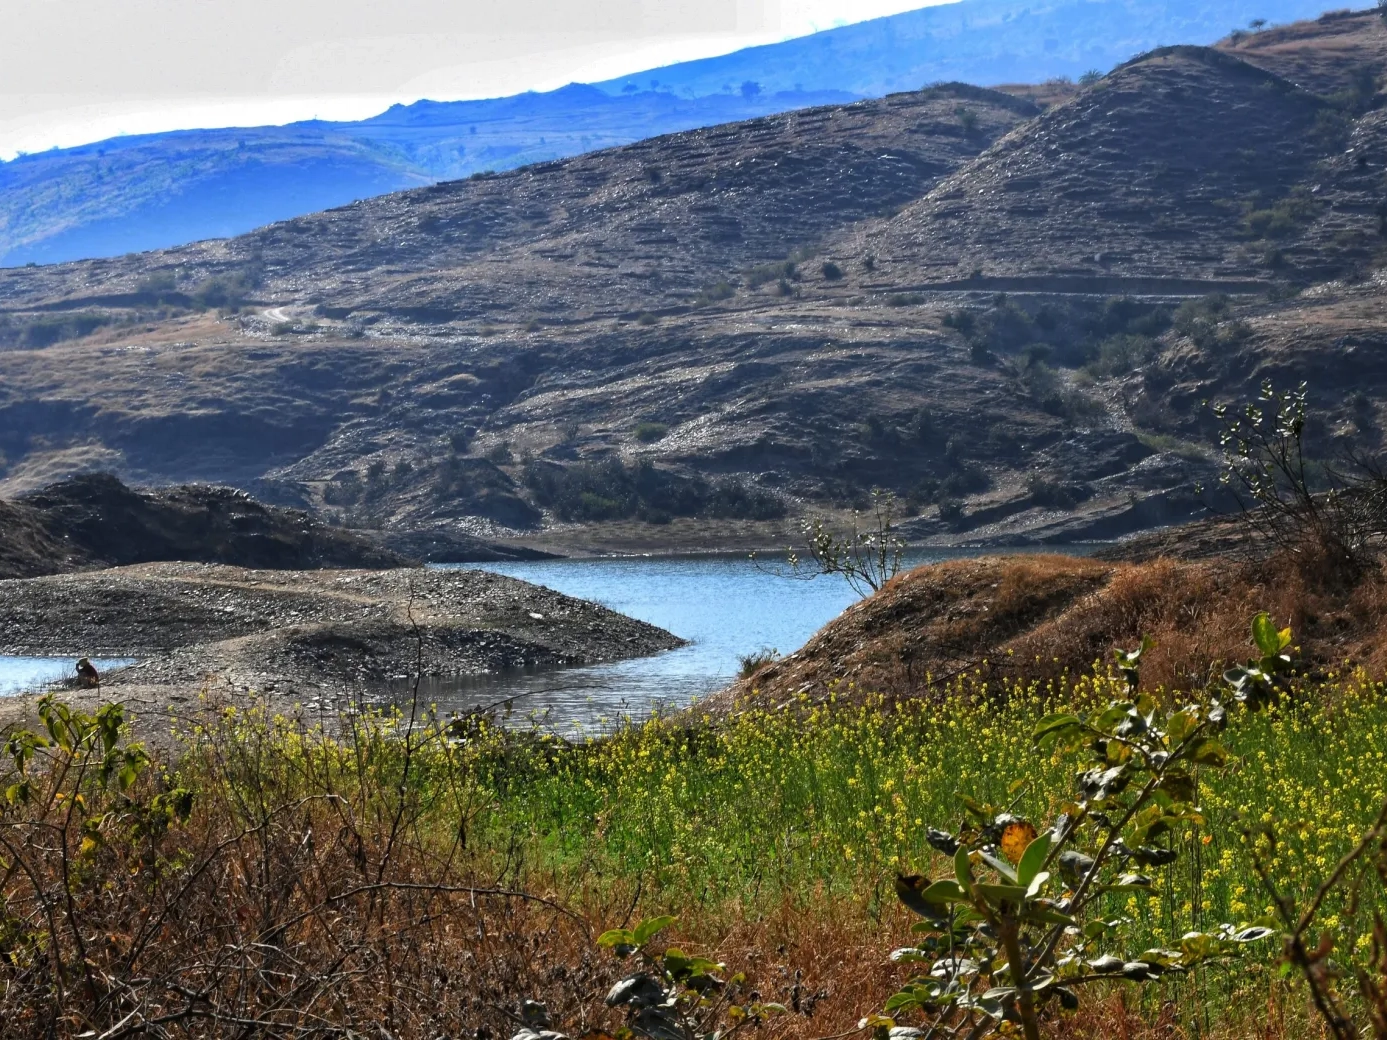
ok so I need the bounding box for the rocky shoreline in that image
[0,562,683,731]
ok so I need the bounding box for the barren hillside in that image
[1,12,1386,551]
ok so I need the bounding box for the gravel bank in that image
[0,562,683,729]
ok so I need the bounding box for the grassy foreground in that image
[3,668,1386,1037]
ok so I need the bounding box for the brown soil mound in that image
[728,551,1387,703]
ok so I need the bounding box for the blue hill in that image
[0,0,1343,267]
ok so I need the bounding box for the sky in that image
[0,0,958,160]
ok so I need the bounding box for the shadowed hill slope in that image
[0,474,411,579]
[2,14,1387,550]
[851,46,1345,289]
[0,0,1334,267]
[0,84,1036,319]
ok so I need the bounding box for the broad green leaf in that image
[1033,713,1082,747]
[979,850,1018,884]
[955,846,974,887]
[884,990,921,1013]
[1166,710,1198,744]
[634,915,676,945]
[1189,738,1229,768]
[1017,832,1052,888]
[597,928,636,948]
[1251,612,1280,656]
[921,880,969,904]
[1025,870,1051,900]
[975,883,1028,907]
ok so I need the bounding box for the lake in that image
[422,551,971,730]
[0,656,137,697]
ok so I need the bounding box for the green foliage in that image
[594,915,785,1039]
[1222,612,1294,710]
[524,458,785,523]
[1,696,193,1001]
[1134,429,1208,461]
[1174,294,1252,350]
[695,280,735,306]
[634,422,670,443]
[1083,332,1160,378]
[745,259,797,289]
[134,271,180,302]
[190,268,258,311]
[874,632,1276,1040]
[737,648,780,679]
[1242,192,1322,241]
[948,295,1170,374]
[1025,474,1090,509]
[0,311,114,348]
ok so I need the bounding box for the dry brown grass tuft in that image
[724,550,1387,706]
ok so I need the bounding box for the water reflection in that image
[0,656,137,697]
[414,551,970,730]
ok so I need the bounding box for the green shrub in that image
[191,269,258,311]
[524,458,785,522]
[633,422,670,443]
[746,260,797,288]
[0,312,113,348]
[1242,193,1321,240]
[695,280,735,306]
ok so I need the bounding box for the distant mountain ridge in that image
[0,0,1345,267]
[0,87,853,267]
[594,0,1340,98]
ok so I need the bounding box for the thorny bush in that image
[0,697,600,1039]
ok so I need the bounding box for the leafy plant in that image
[874,628,1276,1040]
[774,488,905,597]
[1211,380,1381,579]
[1247,798,1387,1040]
[596,915,785,1040]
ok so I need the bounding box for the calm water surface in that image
[423,551,968,731]
[0,656,137,697]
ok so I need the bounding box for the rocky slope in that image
[2,12,1387,551]
[1,0,1331,266]
[0,473,410,578]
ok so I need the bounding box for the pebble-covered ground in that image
[0,562,682,732]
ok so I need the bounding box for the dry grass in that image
[725,550,1387,705]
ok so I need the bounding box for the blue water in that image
[0,656,136,697]
[425,551,966,730]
